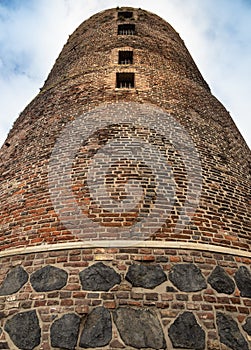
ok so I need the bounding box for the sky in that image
[0,0,250,149]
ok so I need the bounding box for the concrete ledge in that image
[0,241,250,258]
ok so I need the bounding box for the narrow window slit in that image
[118,11,133,19]
[116,73,135,88]
[118,24,135,35]
[118,51,133,65]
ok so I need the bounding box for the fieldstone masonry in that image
[125,263,167,288]
[169,263,207,292]
[113,307,166,349]
[50,313,80,349]
[79,306,112,348]
[30,265,68,292]
[208,265,235,294]
[234,266,251,298]
[4,310,41,350]
[79,262,121,291]
[0,5,250,350]
[0,254,250,349]
[168,311,205,349]
[216,312,249,350]
[0,266,28,296]
[243,317,251,336]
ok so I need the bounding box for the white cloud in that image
[0,0,250,148]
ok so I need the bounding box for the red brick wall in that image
[0,7,250,349]
[0,8,250,252]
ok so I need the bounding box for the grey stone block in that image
[243,316,251,336]
[208,266,235,294]
[0,266,28,296]
[113,307,166,349]
[80,262,121,291]
[30,265,68,292]
[4,310,41,350]
[217,312,249,350]
[125,263,167,289]
[234,266,251,297]
[168,311,205,350]
[50,313,80,350]
[79,306,112,348]
[169,263,207,292]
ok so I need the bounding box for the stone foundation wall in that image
[0,246,250,349]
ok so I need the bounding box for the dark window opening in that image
[118,51,133,64]
[116,73,135,88]
[118,11,133,19]
[118,24,135,35]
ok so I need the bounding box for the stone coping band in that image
[1,241,250,258]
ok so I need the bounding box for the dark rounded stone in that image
[30,265,68,292]
[166,286,177,292]
[0,266,28,296]
[168,311,205,350]
[4,310,41,350]
[234,266,251,297]
[243,317,251,336]
[79,262,121,291]
[208,266,235,294]
[216,312,248,350]
[125,263,167,289]
[169,263,207,292]
[79,306,112,348]
[113,307,166,349]
[50,313,80,350]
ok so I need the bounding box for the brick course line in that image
[0,241,250,258]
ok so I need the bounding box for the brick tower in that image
[0,7,250,350]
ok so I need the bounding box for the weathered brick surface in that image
[0,7,250,251]
[0,6,250,350]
